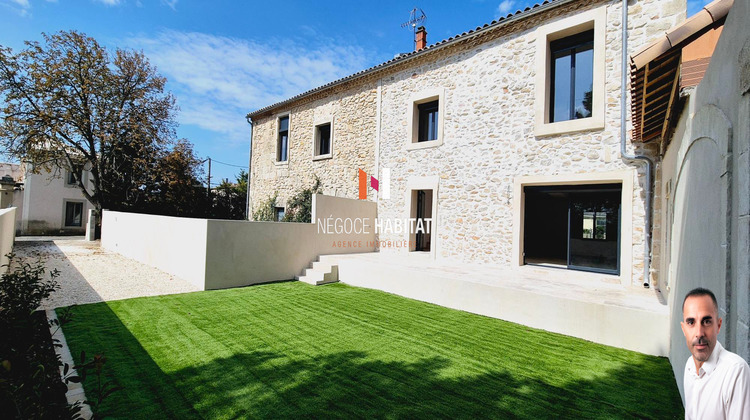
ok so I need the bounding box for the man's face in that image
[681,295,722,368]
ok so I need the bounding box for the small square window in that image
[277,116,289,162]
[417,100,439,142]
[66,170,81,186]
[65,201,83,227]
[315,123,331,157]
[274,206,285,222]
[550,30,594,123]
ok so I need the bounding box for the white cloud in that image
[161,0,176,10]
[93,0,122,6]
[496,0,515,17]
[1,0,31,16]
[125,30,372,145]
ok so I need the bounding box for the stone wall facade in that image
[249,81,378,214]
[249,0,685,287]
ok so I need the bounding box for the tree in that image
[149,139,207,217]
[212,169,248,220]
[0,30,177,214]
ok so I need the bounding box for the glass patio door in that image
[567,191,620,274]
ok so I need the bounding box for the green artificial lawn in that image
[58,282,683,419]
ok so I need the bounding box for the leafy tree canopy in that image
[0,30,177,214]
[213,169,248,220]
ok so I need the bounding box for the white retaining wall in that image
[0,207,16,274]
[102,194,377,290]
[101,212,208,289]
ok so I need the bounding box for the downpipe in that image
[621,0,654,288]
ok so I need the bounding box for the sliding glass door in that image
[524,184,621,275]
[567,190,620,274]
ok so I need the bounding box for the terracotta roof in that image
[247,0,579,119]
[629,0,732,143]
[630,0,732,70]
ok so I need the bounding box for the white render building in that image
[0,162,92,235]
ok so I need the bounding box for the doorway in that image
[523,183,621,274]
[411,189,433,252]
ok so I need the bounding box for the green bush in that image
[0,255,83,419]
[252,176,322,223]
[252,192,278,221]
[0,256,59,327]
[282,176,321,223]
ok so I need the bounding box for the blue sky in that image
[1,0,711,183]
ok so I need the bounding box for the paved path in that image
[13,237,201,308]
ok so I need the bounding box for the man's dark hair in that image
[682,287,718,312]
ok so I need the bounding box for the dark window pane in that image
[278,133,288,161]
[569,191,620,272]
[65,202,82,227]
[549,30,594,123]
[418,100,439,142]
[574,48,593,119]
[317,124,331,155]
[277,116,289,162]
[552,53,571,123]
[550,29,594,52]
[275,207,285,222]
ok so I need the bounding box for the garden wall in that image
[101,211,208,289]
[102,194,377,290]
[655,0,750,399]
[0,207,16,274]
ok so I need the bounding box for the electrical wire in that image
[208,158,247,169]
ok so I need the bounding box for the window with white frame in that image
[407,88,445,150]
[534,6,606,137]
[314,122,332,158]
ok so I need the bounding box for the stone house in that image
[246,0,685,288]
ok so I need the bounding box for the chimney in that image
[415,26,427,51]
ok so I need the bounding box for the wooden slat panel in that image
[661,60,682,141]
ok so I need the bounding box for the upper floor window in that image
[407,88,445,150]
[550,30,594,123]
[315,122,331,157]
[534,6,606,137]
[277,116,289,162]
[66,169,81,186]
[417,100,439,142]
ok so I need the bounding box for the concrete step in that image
[296,258,339,285]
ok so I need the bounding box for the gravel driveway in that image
[12,236,201,309]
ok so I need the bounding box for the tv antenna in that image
[400,8,426,50]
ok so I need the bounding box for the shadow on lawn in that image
[171,350,683,419]
[60,302,203,419]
